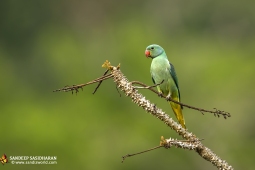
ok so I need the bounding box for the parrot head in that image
[145,44,164,58]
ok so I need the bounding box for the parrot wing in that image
[169,62,183,109]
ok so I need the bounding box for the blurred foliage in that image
[1,0,255,169]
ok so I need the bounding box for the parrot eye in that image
[151,47,154,50]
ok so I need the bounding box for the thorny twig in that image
[159,136,204,149]
[121,136,204,163]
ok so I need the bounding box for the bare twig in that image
[53,73,113,94]
[130,81,231,119]
[92,69,109,94]
[115,85,121,97]
[122,146,162,163]
[131,80,164,89]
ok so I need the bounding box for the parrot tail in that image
[169,100,186,129]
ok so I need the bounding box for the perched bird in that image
[145,44,186,128]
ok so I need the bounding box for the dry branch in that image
[54,60,233,170]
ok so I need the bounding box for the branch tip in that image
[117,63,121,69]
[102,60,113,70]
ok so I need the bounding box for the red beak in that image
[145,50,150,58]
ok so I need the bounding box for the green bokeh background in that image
[1,0,255,169]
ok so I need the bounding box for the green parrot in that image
[145,44,186,129]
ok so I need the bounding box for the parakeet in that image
[145,44,186,129]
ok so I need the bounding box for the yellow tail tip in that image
[169,101,186,129]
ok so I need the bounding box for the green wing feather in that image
[152,77,156,85]
[169,62,183,109]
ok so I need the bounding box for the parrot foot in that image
[158,92,164,98]
[166,95,171,101]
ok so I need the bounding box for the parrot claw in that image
[158,92,164,98]
[166,95,171,101]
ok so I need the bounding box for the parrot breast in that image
[150,57,172,95]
